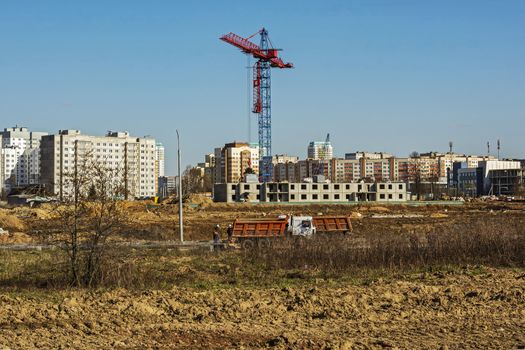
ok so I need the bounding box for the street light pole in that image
[176,130,184,243]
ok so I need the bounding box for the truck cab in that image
[288,216,316,236]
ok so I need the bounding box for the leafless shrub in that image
[33,152,129,287]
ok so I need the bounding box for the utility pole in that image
[176,130,184,243]
[497,139,501,160]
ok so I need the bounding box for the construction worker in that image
[227,224,233,242]
[213,224,221,251]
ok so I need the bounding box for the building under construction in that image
[214,181,407,203]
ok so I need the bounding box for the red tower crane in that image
[220,28,293,182]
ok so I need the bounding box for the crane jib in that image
[220,28,293,182]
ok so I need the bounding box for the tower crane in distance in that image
[220,28,293,182]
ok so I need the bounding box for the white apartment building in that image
[40,130,157,199]
[307,140,333,160]
[0,127,48,194]
[155,142,165,178]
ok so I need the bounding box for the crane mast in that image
[220,28,293,182]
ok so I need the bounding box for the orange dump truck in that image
[231,215,352,248]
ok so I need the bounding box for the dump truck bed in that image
[313,216,353,233]
[232,218,288,239]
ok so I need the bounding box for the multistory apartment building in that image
[210,146,502,187]
[418,152,495,181]
[40,130,157,199]
[272,154,298,164]
[344,153,396,181]
[214,181,407,203]
[214,142,259,183]
[394,158,412,182]
[155,142,165,179]
[345,152,393,160]
[0,127,48,194]
[264,154,297,182]
[307,140,333,160]
[269,155,298,182]
[272,161,298,182]
[307,159,331,179]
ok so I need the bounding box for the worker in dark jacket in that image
[227,224,233,242]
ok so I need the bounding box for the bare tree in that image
[182,166,207,195]
[35,152,128,287]
[409,162,422,200]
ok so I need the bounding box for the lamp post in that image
[176,130,184,243]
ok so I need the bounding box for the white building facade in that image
[40,130,157,199]
[155,142,165,178]
[0,127,48,194]
[307,141,333,160]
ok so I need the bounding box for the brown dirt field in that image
[1,201,525,349]
[1,201,524,243]
[1,268,524,349]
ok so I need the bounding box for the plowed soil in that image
[1,268,524,349]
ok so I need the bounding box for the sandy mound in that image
[0,232,32,244]
[367,206,390,213]
[0,209,26,232]
[186,194,213,206]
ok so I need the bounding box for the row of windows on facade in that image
[59,140,154,148]
[56,159,154,166]
[60,148,154,155]
[290,183,403,191]
[231,193,404,201]
[288,193,404,200]
[234,183,404,191]
[58,153,155,164]
[56,165,155,173]
[3,164,37,171]
[2,154,40,159]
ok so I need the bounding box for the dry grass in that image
[1,216,524,290]
[249,216,525,272]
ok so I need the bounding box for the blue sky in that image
[1,0,524,173]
